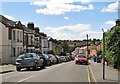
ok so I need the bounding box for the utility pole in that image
[86,34,89,58]
[102,29,105,80]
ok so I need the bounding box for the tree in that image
[47,50,60,55]
[47,50,54,54]
[105,22,120,69]
[97,50,102,56]
[61,42,69,53]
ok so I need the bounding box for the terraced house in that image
[48,38,63,54]
[40,32,49,54]
[0,15,24,64]
[0,15,63,64]
[23,22,41,53]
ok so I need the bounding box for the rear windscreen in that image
[77,56,86,58]
[18,54,33,59]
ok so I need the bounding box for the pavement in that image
[0,64,16,74]
[88,59,119,84]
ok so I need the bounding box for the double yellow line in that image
[86,63,97,84]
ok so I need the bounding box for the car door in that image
[36,54,43,66]
[43,54,50,65]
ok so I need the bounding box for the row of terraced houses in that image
[0,15,63,64]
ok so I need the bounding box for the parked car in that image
[47,54,57,64]
[39,54,52,66]
[54,55,62,63]
[69,55,74,60]
[60,56,67,62]
[66,56,71,61]
[65,56,71,62]
[74,55,88,65]
[16,53,45,71]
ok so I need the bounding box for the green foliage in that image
[105,24,120,67]
[48,50,54,54]
[97,50,102,56]
[87,55,93,59]
[61,42,70,53]
[48,50,60,55]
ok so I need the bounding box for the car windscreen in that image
[60,56,65,58]
[43,54,49,58]
[18,54,33,59]
[77,55,86,58]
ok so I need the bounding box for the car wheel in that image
[26,67,30,70]
[16,68,21,71]
[49,61,52,66]
[41,63,45,69]
[33,63,37,70]
[86,62,88,65]
[75,62,77,64]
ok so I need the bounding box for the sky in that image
[0,0,118,40]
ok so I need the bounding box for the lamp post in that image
[102,29,105,80]
[86,34,89,58]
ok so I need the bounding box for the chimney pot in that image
[27,22,34,29]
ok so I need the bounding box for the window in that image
[8,28,12,40]
[17,47,19,56]
[31,36,33,45]
[44,40,46,47]
[17,31,19,42]
[28,36,31,45]
[13,30,16,41]
[13,47,16,57]
[20,47,22,53]
[20,31,22,42]
[20,31,21,42]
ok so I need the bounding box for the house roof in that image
[40,32,47,37]
[0,15,24,29]
[96,41,101,46]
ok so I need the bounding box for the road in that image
[2,61,89,83]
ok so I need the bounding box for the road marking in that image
[2,72,18,79]
[16,75,34,83]
[89,64,97,83]
[86,66,91,84]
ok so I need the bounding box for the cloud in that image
[32,0,94,15]
[42,24,102,40]
[4,15,15,20]
[45,24,91,33]
[64,17,69,20]
[105,20,115,26]
[101,2,118,12]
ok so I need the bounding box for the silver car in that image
[16,53,45,71]
[47,54,57,64]
[60,56,67,62]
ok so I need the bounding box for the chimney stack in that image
[34,27,40,33]
[27,22,34,29]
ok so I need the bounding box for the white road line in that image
[17,75,34,83]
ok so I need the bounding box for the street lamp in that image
[86,34,89,58]
[102,29,105,80]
